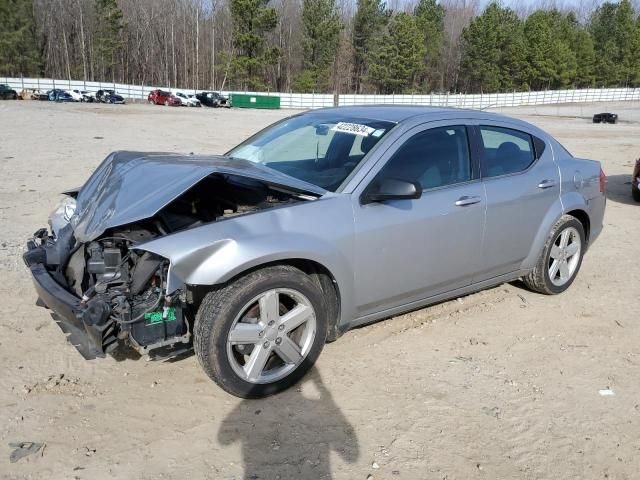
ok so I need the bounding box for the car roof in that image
[312,105,514,124]
[309,105,544,136]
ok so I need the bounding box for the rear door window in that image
[479,126,535,178]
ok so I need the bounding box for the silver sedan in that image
[25,106,606,398]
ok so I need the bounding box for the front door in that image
[352,123,486,318]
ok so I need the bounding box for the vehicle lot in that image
[0,100,639,479]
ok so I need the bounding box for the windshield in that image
[226,113,395,191]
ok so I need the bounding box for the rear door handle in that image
[455,196,482,206]
[537,179,557,189]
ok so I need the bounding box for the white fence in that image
[3,76,640,110]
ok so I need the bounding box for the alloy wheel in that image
[548,226,582,286]
[226,288,317,384]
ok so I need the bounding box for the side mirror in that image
[362,178,422,204]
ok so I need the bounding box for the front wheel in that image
[523,215,585,295]
[632,184,640,202]
[194,265,328,398]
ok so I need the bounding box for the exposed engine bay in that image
[25,173,308,359]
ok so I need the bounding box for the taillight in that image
[599,168,606,193]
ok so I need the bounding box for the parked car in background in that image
[173,90,201,107]
[67,90,84,102]
[24,106,606,398]
[632,158,640,202]
[164,94,182,106]
[196,91,230,108]
[47,89,62,101]
[29,89,49,101]
[81,91,95,102]
[69,89,95,102]
[593,112,618,124]
[96,89,125,104]
[19,88,38,100]
[47,89,75,102]
[0,84,18,100]
[148,89,172,105]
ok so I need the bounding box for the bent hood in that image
[70,151,325,242]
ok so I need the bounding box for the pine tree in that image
[524,11,578,90]
[294,0,342,93]
[414,0,445,91]
[459,3,526,93]
[613,0,640,85]
[367,12,425,94]
[590,0,640,86]
[0,0,41,76]
[352,0,388,93]
[564,13,595,88]
[571,29,596,87]
[228,0,280,90]
[502,16,529,91]
[94,0,125,82]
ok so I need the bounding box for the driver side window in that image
[376,126,472,190]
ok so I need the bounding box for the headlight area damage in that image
[23,151,322,360]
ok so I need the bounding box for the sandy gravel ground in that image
[0,100,639,480]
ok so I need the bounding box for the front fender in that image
[143,233,348,291]
[135,195,356,325]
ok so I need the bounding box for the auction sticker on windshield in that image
[332,122,376,136]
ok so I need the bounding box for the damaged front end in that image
[24,201,194,359]
[24,151,321,360]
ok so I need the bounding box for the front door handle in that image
[455,196,481,206]
[537,179,557,189]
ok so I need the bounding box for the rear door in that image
[474,123,560,280]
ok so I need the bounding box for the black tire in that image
[194,265,328,398]
[522,215,586,295]
[632,185,640,202]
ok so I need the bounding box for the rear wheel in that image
[194,265,328,398]
[523,215,585,295]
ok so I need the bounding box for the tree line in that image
[2,0,640,94]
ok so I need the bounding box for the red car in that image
[148,89,180,106]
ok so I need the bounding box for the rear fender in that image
[522,191,594,270]
[521,196,566,270]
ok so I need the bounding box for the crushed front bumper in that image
[24,240,114,359]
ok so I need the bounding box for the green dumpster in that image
[230,93,280,109]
